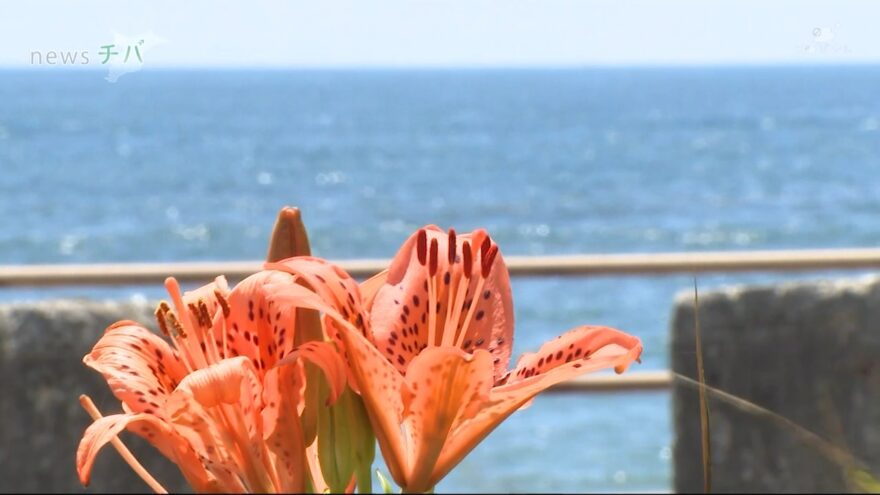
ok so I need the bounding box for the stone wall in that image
[0,298,191,493]
[671,276,880,493]
[6,274,880,493]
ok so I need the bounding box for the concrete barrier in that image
[0,298,191,493]
[671,276,880,493]
[7,272,880,493]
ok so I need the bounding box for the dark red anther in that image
[198,300,211,328]
[187,302,200,324]
[481,245,499,278]
[462,241,473,278]
[480,236,491,261]
[214,289,231,318]
[447,228,457,264]
[416,229,427,265]
[167,313,186,338]
[429,238,439,276]
[154,306,169,336]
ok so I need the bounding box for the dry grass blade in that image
[672,373,871,476]
[693,277,712,493]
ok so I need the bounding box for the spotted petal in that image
[83,321,187,417]
[429,326,643,487]
[265,281,411,483]
[401,347,494,493]
[224,270,301,373]
[369,227,514,380]
[262,363,308,492]
[76,412,213,491]
[165,356,271,492]
[265,256,371,338]
[333,317,409,486]
[275,340,347,407]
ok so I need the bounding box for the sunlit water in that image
[2,66,879,492]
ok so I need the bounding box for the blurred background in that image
[2,1,879,492]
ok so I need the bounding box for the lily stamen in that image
[154,305,170,337]
[78,395,168,494]
[165,311,186,339]
[427,238,440,347]
[442,232,471,348]
[416,229,427,265]
[214,289,231,318]
[455,242,494,349]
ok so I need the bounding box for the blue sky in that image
[2,0,878,68]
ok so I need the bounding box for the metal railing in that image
[4,247,880,393]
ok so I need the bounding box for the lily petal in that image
[165,356,270,492]
[259,260,369,447]
[83,322,187,416]
[262,363,308,493]
[265,257,371,338]
[359,270,389,310]
[506,325,644,385]
[76,412,201,488]
[333,315,409,486]
[402,347,494,493]
[275,340,347,406]
[369,227,514,380]
[266,281,410,482]
[225,270,300,373]
[429,326,642,487]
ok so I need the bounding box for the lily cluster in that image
[77,208,643,493]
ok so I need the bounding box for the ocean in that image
[2,66,880,491]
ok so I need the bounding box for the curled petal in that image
[84,322,187,416]
[275,340,347,406]
[430,326,642,488]
[174,356,250,408]
[262,364,308,493]
[77,413,166,487]
[333,315,410,486]
[359,270,389,310]
[265,257,371,338]
[507,325,643,384]
[165,357,265,491]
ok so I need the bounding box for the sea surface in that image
[2,66,880,492]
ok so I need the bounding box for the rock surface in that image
[0,298,191,493]
[671,275,880,493]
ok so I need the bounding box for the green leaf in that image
[851,469,880,493]
[376,469,394,494]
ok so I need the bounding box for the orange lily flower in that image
[289,226,644,493]
[76,269,348,493]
